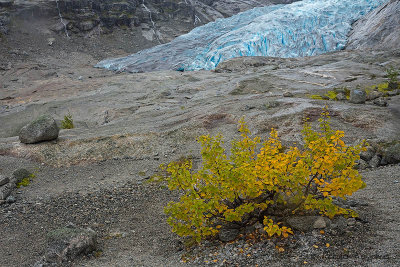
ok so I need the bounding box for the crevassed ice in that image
[96,0,388,72]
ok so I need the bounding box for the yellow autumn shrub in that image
[163,110,366,242]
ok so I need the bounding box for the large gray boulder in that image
[19,115,59,144]
[347,0,400,51]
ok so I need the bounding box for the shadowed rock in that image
[35,225,97,266]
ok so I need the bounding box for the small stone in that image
[219,228,240,242]
[369,155,381,168]
[330,216,347,234]
[336,92,347,101]
[264,101,280,109]
[5,195,15,204]
[286,216,321,232]
[0,175,10,186]
[244,224,256,234]
[283,91,293,97]
[313,217,327,229]
[0,183,12,200]
[355,159,368,170]
[241,105,255,111]
[349,89,366,104]
[367,91,382,101]
[373,98,388,107]
[47,38,55,46]
[19,115,59,144]
[347,218,356,226]
[44,226,97,264]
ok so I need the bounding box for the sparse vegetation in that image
[16,173,36,188]
[162,110,366,242]
[386,66,399,84]
[61,113,74,129]
[386,66,399,90]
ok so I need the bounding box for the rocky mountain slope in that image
[0,0,299,44]
[346,0,400,51]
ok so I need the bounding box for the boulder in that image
[382,142,400,164]
[12,168,32,185]
[349,89,366,104]
[37,225,97,266]
[19,115,59,144]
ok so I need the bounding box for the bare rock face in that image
[347,0,400,51]
[2,0,300,37]
[19,115,59,144]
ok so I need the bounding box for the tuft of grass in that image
[386,66,399,84]
[61,113,74,129]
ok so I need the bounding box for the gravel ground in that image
[0,154,399,266]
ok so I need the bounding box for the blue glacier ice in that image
[96,0,389,72]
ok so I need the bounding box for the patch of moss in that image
[324,91,338,100]
[310,94,324,100]
[16,173,36,188]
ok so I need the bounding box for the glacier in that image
[96,0,389,73]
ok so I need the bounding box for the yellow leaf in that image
[326,243,330,248]
[313,245,319,248]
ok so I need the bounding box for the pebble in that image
[283,91,294,97]
[6,195,15,204]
